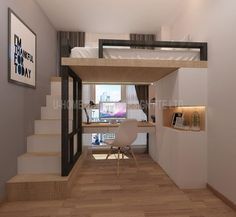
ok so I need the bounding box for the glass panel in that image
[68,80,74,134]
[95,85,121,104]
[82,84,91,104]
[74,134,77,155]
[91,133,115,146]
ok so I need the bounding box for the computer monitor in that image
[99,102,127,120]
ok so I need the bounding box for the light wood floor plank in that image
[0,153,235,217]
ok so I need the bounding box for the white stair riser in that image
[27,135,61,153]
[46,95,62,109]
[15,79,77,176]
[46,95,74,108]
[41,107,73,119]
[17,155,60,174]
[35,120,73,134]
[51,82,73,96]
[27,135,78,154]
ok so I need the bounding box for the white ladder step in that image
[17,153,61,174]
[46,95,74,108]
[51,81,73,96]
[27,134,61,153]
[35,119,73,134]
[41,107,73,119]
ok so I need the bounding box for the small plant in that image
[191,111,200,130]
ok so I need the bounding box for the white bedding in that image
[70,47,200,61]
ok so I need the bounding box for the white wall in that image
[85,32,160,47]
[171,0,236,203]
[159,26,171,41]
[85,32,129,47]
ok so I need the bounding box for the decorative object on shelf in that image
[174,117,184,129]
[8,8,36,88]
[183,119,191,130]
[191,111,201,131]
[171,112,183,127]
[84,101,96,124]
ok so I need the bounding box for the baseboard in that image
[207,184,236,211]
[132,145,147,153]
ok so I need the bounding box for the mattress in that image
[70,47,200,61]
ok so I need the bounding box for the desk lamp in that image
[84,100,96,124]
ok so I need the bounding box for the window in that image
[82,84,147,146]
[82,84,91,104]
[95,85,121,104]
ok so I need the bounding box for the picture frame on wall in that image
[8,8,37,88]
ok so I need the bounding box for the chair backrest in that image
[114,119,138,147]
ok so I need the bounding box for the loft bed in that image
[61,39,208,83]
[60,39,208,176]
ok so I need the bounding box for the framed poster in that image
[171,112,183,127]
[8,8,36,88]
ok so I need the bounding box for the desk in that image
[82,122,156,153]
[82,122,156,134]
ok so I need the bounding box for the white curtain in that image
[126,85,139,104]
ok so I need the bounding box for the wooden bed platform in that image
[60,39,208,83]
[62,57,208,84]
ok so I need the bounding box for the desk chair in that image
[105,119,138,175]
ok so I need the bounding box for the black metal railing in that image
[61,66,82,176]
[98,39,208,61]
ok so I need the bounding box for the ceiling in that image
[36,0,187,33]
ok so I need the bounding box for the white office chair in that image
[105,119,138,175]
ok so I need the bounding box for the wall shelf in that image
[163,106,206,132]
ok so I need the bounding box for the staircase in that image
[6,77,85,201]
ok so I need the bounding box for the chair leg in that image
[117,147,120,176]
[130,146,138,168]
[106,146,112,160]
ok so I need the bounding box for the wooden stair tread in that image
[33,133,62,136]
[51,76,73,82]
[18,152,60,157]
[7,173,67,183]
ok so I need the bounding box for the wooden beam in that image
[61,58,207,83]
[62,58,208,68]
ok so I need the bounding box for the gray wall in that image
[0,0,57,200]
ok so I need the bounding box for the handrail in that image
[61,66,82,176]
[98,39,208,61]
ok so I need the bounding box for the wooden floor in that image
[0,153,235,217]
